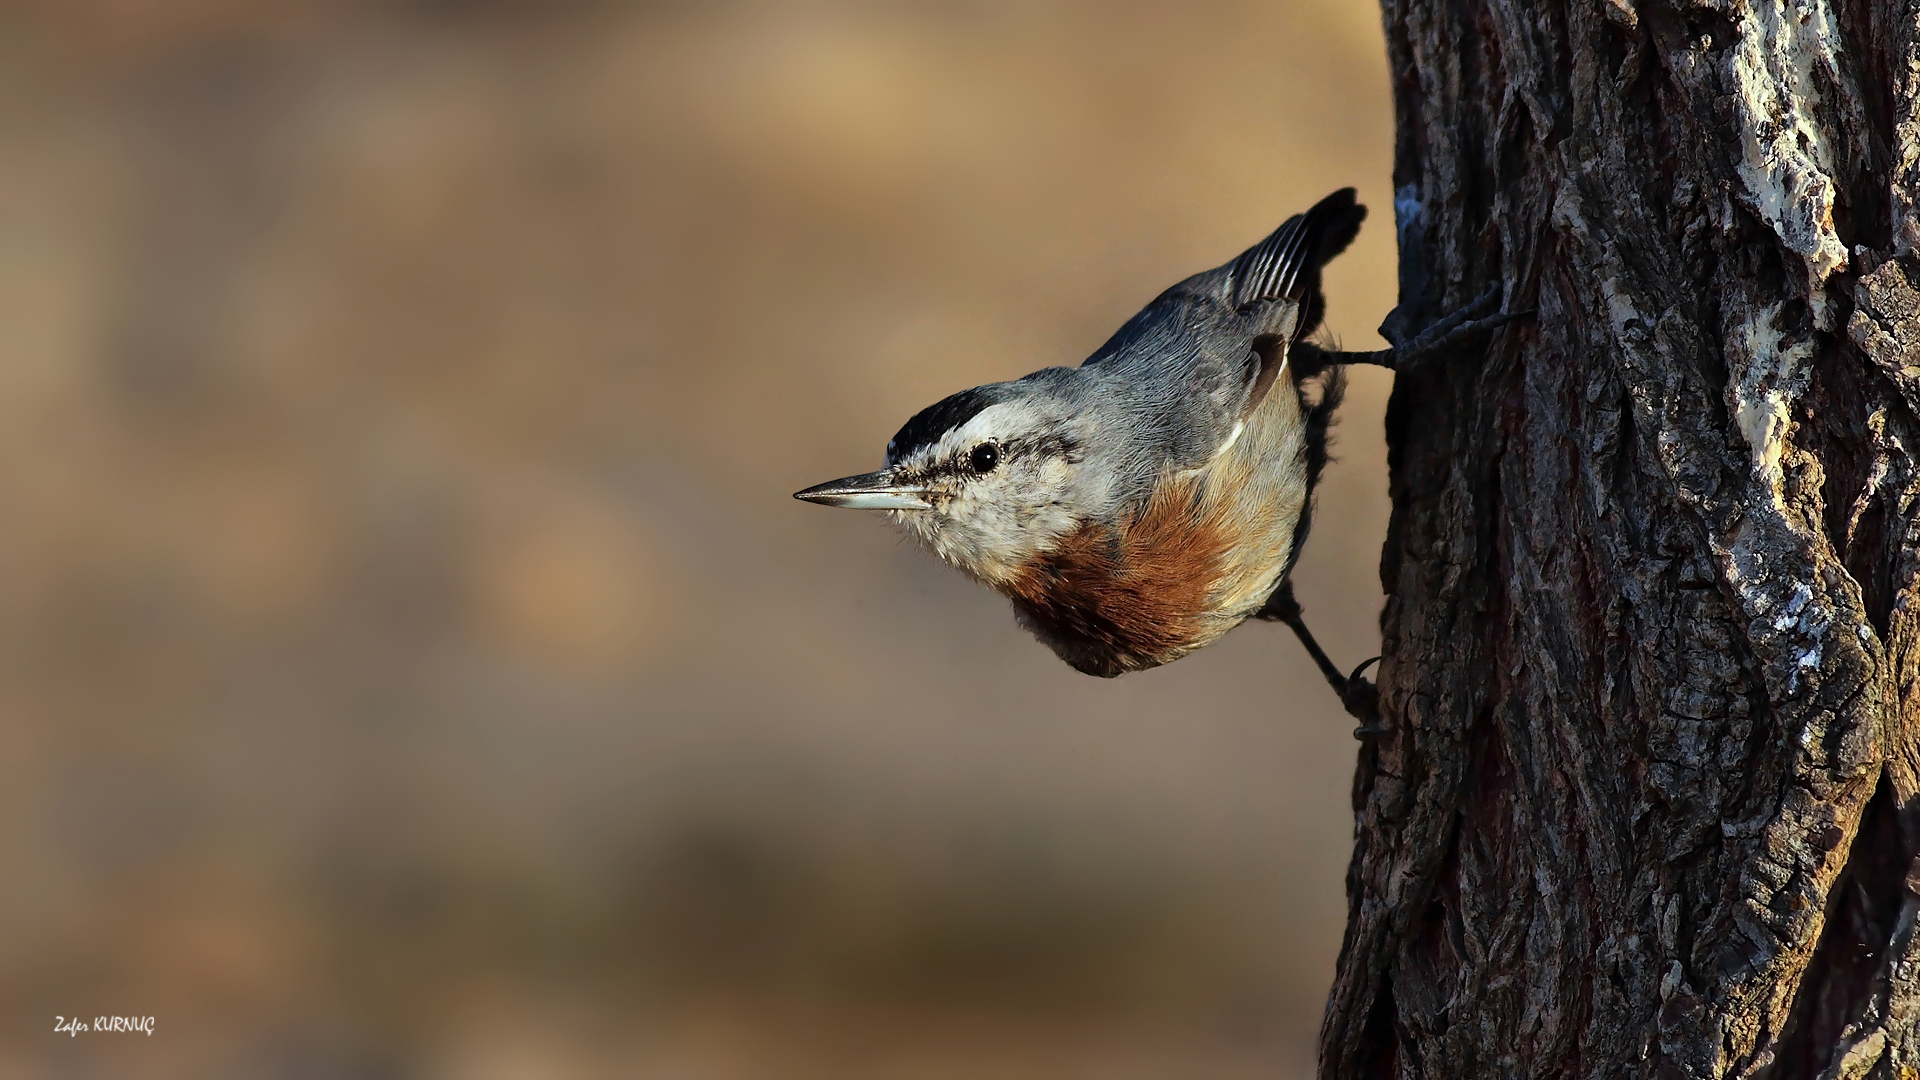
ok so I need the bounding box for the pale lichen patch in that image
[1728,300,1816,493]
[1725,0,1850,319]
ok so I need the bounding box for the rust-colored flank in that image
[1005,472,1231,677]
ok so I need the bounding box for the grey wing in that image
[1072,324,1252,489]
[1086,188,1367,375]
[1074,189,1368,477]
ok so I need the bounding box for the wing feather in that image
[1226,188,1366,310]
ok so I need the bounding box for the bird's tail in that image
[1223,188,1367,340]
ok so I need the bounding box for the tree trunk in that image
[1323,0,1920,1076]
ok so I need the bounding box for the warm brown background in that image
[0,2,1400,1077]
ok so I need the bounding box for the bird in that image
[795,189,1516,703]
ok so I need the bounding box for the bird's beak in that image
[793,470,933,510]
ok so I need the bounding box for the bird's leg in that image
[1292,286,1526,373]
[1255,582,1388,738]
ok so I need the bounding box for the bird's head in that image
[795,375,1101,586]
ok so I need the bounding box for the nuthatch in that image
[796,190,1517,708]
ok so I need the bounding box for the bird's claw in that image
[1391,287,1525,370]
[1265,584,1392,736]
[1291,286,1527,375]
[1341,657,1386,738]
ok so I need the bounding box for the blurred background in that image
[0,1,1402,1077]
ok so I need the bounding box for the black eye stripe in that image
[896,433,1078,481]
[996,434,1079,463]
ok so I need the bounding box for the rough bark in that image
[1324,0,1920,1076]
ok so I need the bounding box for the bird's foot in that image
[1292,286,1529,373]
[1389,286,1529,370]
[1256,583,1389,737]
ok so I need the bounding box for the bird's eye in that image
[968,442,1001,474]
